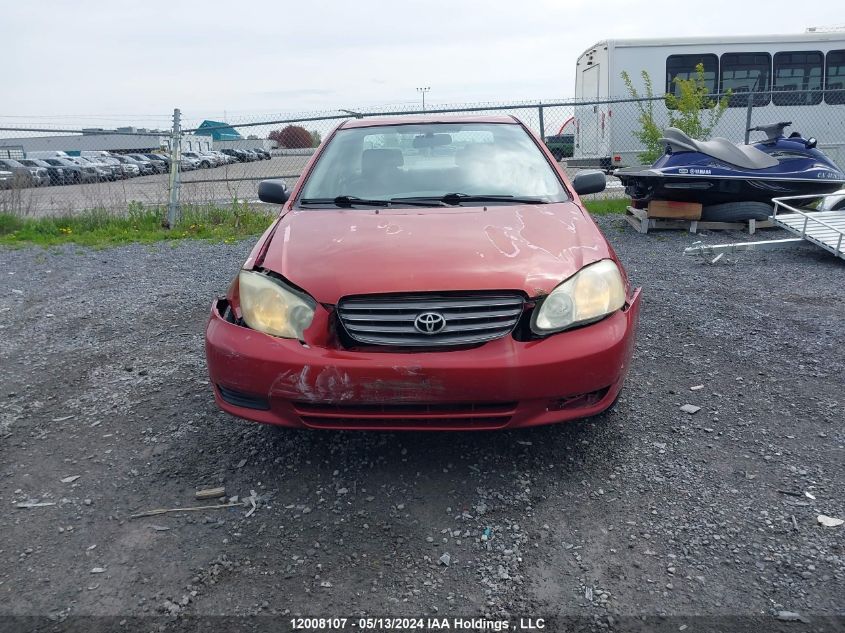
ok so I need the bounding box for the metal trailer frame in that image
[683,194,845,261]
[770,195,845,260]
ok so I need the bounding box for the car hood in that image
[258,202,611,304]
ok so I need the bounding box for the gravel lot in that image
[0,216,843,632]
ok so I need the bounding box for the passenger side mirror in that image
[258,179,290,204]
[571,169,606,196]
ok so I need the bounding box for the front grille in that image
[298,416,511,430]
[337,292,525,347]
[293,401,516,430]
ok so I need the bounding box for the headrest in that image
[362,148,403,172]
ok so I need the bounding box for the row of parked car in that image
[0,147,272,189]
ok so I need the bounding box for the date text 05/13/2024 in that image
[290,617,547,630]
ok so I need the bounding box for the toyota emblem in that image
[414,312,446,334]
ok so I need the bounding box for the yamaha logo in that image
[414,312,447,334]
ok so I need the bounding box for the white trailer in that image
[571,32,845,170]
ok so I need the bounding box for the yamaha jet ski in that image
[616,122,845,207]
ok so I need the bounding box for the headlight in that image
[238,270,315,339]
[531,260,626,335]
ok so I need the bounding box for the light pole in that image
[416,86,431,112]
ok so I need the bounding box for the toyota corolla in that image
[205,115,641,430]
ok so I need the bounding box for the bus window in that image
[665,54,719,96]
[773,51,823,106]
[825,50,845,105]
[720,52,771,107]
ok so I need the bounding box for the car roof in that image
[339,114,519,129]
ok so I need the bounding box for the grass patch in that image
[583,198,629,215]
[0,202,276,248]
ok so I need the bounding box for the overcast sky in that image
[2,0,843,128]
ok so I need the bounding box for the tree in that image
[621,63,730,163]
[268,125,313,149]
[621,70,663,164]
[665,63,730,142]
[310,130,322,147]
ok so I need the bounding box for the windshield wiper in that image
[394,193,550,206]
[300,196,391,207]
[388,197,449,207]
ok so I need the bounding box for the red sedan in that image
[205,115,641,430]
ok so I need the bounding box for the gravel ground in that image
[0,216,843,632]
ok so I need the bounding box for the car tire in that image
[700,201,773,222]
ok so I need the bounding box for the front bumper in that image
[205,289,641,430]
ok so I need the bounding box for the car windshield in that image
[298,122,567,206]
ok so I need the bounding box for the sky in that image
[2,0,843,129]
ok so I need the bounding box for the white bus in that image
[571,32,845,169]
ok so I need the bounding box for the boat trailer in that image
[684,194,845,262]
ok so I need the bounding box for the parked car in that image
[146,153,172,169]
[112,154,154,176]
[253,147,271,160]
[182,151,213,168]
[104,155,140,178]
[18,158,68,186]
[198,151,224,167]
[97,156,133,179]
[180,156,201,170]
[205,115,641,430]
[108,154,138,176]
[128,153,166,174]
[0,158,45,187]
[41,157,99,184]
[218,149,245,162]
[65,156,112,182]
[544,133,575,161]
[84,156,123,181]
[211,150,236,164]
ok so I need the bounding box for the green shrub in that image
[622,64,730,164]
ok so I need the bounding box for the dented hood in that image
[258,202,611,303]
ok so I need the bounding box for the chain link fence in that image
[1,89,843,218]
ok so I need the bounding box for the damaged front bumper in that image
[204,289,641,430]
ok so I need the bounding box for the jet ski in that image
[616,122,845,207]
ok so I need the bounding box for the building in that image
[192,119,273,151]
[194,120,243,141]
[0,127,212,157]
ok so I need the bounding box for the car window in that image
[298,122,567,204]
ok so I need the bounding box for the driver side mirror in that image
[258,179,290,204]
[571,169,606,196]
